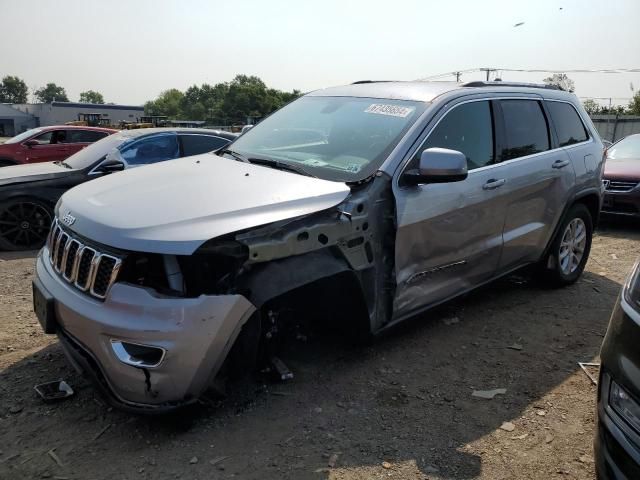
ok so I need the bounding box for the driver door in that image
[392,99,508,320]
[24,130,70,163]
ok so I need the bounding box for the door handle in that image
[483,178,506,190]
[552,159,570,169]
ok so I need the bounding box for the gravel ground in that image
[0,219,638,480]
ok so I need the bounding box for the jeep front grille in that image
[47,219,122,300]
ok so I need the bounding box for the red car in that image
[0,126,117,167]
[602,134,640,218]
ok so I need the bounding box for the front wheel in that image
[0,198,53,251]
[538,203,593,287]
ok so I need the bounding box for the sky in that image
[1,0,639,107]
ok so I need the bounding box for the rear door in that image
[393,99,507,319]
[24,129,70,163]
[495,98,576,271]
[65,129,110,156]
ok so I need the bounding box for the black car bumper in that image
[597,297,640,478]
[602,190,640,217]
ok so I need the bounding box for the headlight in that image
[610,380,640,433]
[623,258,640,308]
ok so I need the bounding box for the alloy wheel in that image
[558,218,587,275]
[0,202,52,250]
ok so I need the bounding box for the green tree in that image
[34,83,69,103]
[79,90,105,104]
[543,73,575,92]
[0,75,28,103]
[143,75,302,123]
[144,88,184,118]
[582,99,601,115]
[629,91,640,115]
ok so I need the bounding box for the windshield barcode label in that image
[365,104,414,118]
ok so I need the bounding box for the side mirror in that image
[23,139,39,148]
[404,148,468,185]
[97,160,125,173]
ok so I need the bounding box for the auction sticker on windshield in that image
[365,104,415,118]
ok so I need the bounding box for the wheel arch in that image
[540,190,599,263]
[237,250,371,333]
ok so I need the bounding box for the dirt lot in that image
[0,220,638,480]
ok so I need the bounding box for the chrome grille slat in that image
[605,180,638,193]
[46,218,122,300]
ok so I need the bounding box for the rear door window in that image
[68,130,109,143]
[120,133,180,165]
[546,101,589,147]
[421,100,494,171]
[499,100,550,160]
[179,134,230,157]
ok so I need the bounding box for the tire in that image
[538,203,593,287]
[0,159,16,167]
[0,198,54,251]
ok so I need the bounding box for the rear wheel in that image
[538,203,593,287]
[0,198,53,251]
[0,159,16,167]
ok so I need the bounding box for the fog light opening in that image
[111,340,165,368]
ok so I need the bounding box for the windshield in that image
[64,133,128,169]
[5,128,44,144]
[229,96,426,182]
[608,134,640,160]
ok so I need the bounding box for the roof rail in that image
[463,81,565,91]
[351,80,395,85]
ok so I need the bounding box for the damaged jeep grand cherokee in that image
[33,81,604,412]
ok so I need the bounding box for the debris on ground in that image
[189,456,198,464]
[47,449,63,467]
[500,422,516,432]
[92,424,111,442]
[382,461,392,469]
[507,343,523,351]
[328,453,339,468]
[209,456,229,466]
[8,405,23,414]
[472,388,507,399]
[578,362,600,386]
[545,434,555,444]
[34,380,74,402]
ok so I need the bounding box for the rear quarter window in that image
[546,101,589,147]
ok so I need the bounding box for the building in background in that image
[0,104,37,136]
[0,102,145,136]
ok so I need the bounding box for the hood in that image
[0,162,73,187]
[604,157,640,181]
[58,154,351,255]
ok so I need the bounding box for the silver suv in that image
[32,81,604,411]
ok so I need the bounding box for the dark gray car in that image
[33,81,604,411]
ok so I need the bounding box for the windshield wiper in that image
[219,148,250,163]
[248,158,317,178]
[220,149,316,177]
[54,161,72,169]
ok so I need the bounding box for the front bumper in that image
[35,247,256,411]
[602,189,640,217]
